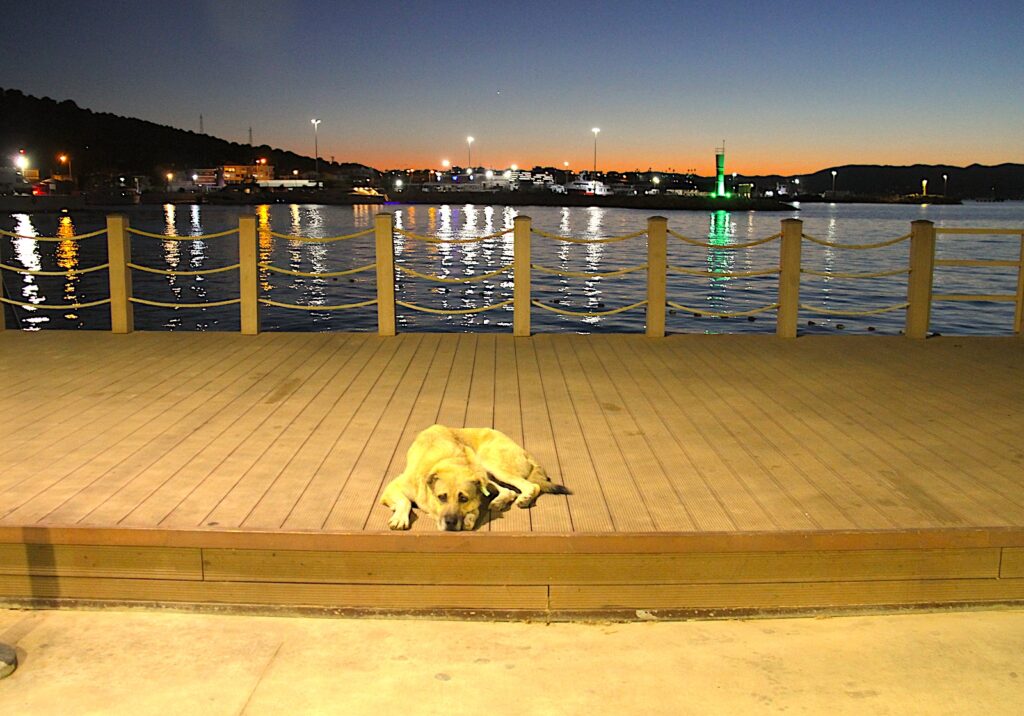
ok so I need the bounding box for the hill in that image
[0,87,376,185]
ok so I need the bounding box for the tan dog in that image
[381,425,570,531]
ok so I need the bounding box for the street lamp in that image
[591,127,600,176]
[311,118,321,184]
[943,173,948,196]
[395,178,403,190]
[831,170,837,194]
[58,153,72,181]
[14,154,28,171]
[166,172,174,191]
[921,179,928,196]
[441,158,450,169]
[466,136,474,170]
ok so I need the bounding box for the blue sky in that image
[3,0,1022,173]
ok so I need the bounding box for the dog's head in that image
[424,458,492,531]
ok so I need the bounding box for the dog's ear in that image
[427,473,439,489]
[475,476,493,496]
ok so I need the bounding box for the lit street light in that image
[58,153,72,181]
[14,154,28,171]
[831,170,837,194]
[921,179,928,196]
[166,172,174,191]
[943,173,948,196]
[466,136,474,171]
[591,127,600,176]
[441,158,450,169]
[311,118,321,184]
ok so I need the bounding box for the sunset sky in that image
[3,0,1022,175]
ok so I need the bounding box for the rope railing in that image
[801,232,911,250]
[667,266,780,278]
[259,262,376,278]
[268,228,374,243]
[799,302,909,317]
[0,296,111,309]
[531,228,646,244]
[531,264,647,279]
[800,267,910,279]
[667,301,779,318]
[126,227,239,241]
[395,227,514,244]
[0,261,110,276]
[128,262,240,276]
[397,299,514,314]
[667,230,780,249]
[396,264,512,284]
[0,227,107,242]
[259,297,379,311]
[129,297,241,309]
[531,299,648,317]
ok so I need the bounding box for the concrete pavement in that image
[0,607,1021,715]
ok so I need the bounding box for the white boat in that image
[565,179,612,196]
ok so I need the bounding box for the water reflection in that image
[706,210,735,312]
[11,214,46,328]
[56,216,80,321]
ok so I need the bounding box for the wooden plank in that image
[511,337,573,533]
[530,336,614,532]
[202,547,1000,585]
[0,335,267,519]
[550,578,1024,611]
[487,335,532,532]
[434,334,478,428]
[322,335,444,530]
[279,335,425,530]
[32,334,309,526]
[564,336,687,531]
[0,575,548,611]
[1001,548,1024,578]
[158,336,381,529]
[0,544,202,580]
[121,334,357,528]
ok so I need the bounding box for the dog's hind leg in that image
[483,466,541,508]
[486,482,517,512]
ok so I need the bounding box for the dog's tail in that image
[528,462,572,495]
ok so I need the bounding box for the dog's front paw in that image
[388,513,411,530]
[489,491,516,512]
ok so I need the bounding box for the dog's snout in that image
[443,515,461,530]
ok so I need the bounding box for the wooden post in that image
[0,261,6,331]
[906,219,936,339]
[238,215,260,335]
[777,218,802,338]
[375,212,396,336]
[646,216,667,337]
[1015,232,1024,337]
[106,213,134,333]
[513,215,531,337]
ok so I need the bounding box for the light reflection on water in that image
[2,202,1022,335]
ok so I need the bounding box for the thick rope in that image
[260,262,376,277]
[667,266,780,278]
[259,297,379,310]
[268,228,374,242]
[667,231,781,249]
[0,261,110,276]
[801,232,911,249]
[128,262,240,276]
[531,263,647,279]
[395,227,513,244]
[531,299,648,317]
[800,267,910,279]
[0,228,106,242]
[0,296,111,309]
[396,299,514,315]
[129,297,241,309]
[531,228,646,244]
[396,264,512,283]
[127,227,239,240]
[799,302,909,316]
[666,301,779,318]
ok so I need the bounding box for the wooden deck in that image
[1,331,1022,616]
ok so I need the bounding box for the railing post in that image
[0,263,6,331]
[906,219,936,339]
[375,212,396,336]
[1015,232,1024,337]
[238,215,260,335]
[513,215,531,337]
[646,216,667,337]
[777,218,802,338]
[106,213,134,333]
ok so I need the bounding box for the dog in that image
[381,425,570,531]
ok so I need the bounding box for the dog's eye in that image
[437,494,448,503]
[458,493,468,503]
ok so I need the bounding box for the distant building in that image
[221,163,274,184]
